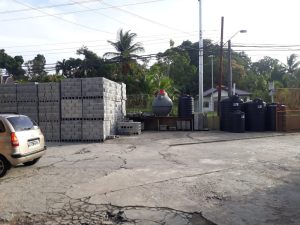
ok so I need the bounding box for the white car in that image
[0,114,46,177]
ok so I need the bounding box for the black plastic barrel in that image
[178,95,194,117]
[220,95,243,131]
[265,103,277,131]
[230,110,245,133]
[243,98,266,131]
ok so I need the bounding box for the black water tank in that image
[230,110,245,133]
[178,95,194,117]
[152,90,173,116]
[243,98,266,131]
[220,95,243,131]
[265,103,277,131]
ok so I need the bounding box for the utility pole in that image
[209,55,214,111]
[218,17,224,116]
[228,39,232,96]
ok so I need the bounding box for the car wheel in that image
[23,157,41,166]
[0,156,9,178]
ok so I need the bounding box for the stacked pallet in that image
[38,82,61,141]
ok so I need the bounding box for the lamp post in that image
[198,0,203,115]
[209,55,214,111]
[227,30,247,96]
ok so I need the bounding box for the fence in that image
[275,88,300,132]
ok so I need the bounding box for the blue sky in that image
[0,0,299,68]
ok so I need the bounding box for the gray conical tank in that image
[152,90,173,116]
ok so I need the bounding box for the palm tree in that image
[55,59,68,76]
[104,29,144,75]
[285,54,300,74]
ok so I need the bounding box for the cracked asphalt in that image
[0,131,300,225]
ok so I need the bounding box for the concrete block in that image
[82,120,104,140]
[117,121,141,135]
[0,84,17,102]
[17,83,38,101]
[0,102,17,113]
[38,82,60,101]
[61,120,82,140]
[61,99,82,119]
[61,78,82,98]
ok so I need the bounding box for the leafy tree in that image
[77,46,116,79]
[0,49,25,79]
[64,58,82,78]
[239,73,270,101]
[285,54,300,74]
[104,29,144,75]
[145,63,175,96]
[25,54,47,78]
[157,48,197,95]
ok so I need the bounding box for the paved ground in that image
[0,131,299,225]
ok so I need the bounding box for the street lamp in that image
[227,30,247,96]
[208,55,214,111]
[198,0,203,115]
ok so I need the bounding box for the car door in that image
[0,119,11,156]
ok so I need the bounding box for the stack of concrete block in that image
[38,82,60,101]
[61,120,82,141]
[117,121,141,135]
[16,83,39,122]
[0,84,17,113]
[60,79,82,141]
[61,99,82,119]
[38,82,61,141]
[0,84,17,102]
[39,121,60,141]
[16,83,38,102]
[80,77,125,141]
[0,101,17,113]
[82,98,103,119]
[0,77,127,142]
[121,83,127,116]
[61,78,82,98]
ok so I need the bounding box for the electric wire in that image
[1,0,167,22]
[0,0,100,14]
[100,1,193,35]
[12,0,113,34]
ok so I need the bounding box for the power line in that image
[12,0,113,34]
[68,0,131,29]
[1,0,167,23]
[2,31,200,50]
[0,0,99,14]
[100,1,193,35]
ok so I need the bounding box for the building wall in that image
[197,90,251,112]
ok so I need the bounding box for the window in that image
[204,101,210,108]
[7,116,36,132]
[0,121,5,133]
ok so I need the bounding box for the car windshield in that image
[7,116,37,131]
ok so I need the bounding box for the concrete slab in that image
[0,131,299,225]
